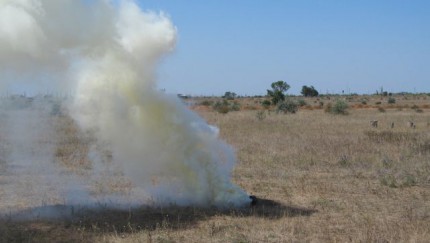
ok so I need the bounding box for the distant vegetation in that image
[178,81,430,116]
[277,99,299,114]
[301,85,319,97]
[267,80,290,105]
[186,92,429,115]
[1,91,430,242]
[325,100,349,115]
[222,91,237,100]
[388,97,396,104]
[213,99,240,114]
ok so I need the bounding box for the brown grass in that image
[54,116,93,171]
[1,95,430,242]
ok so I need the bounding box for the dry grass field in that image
[1,94,430,242]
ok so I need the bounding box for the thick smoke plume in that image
[0,0,250,214]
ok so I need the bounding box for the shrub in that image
[380,175,398,188]
[261,100,271,109]
[213,100,241,113]
[277,99,298,114]
[388,97,396,104]
[213,100,230,113]
[378,107,386,113]
[380,173,417,188]
[402,174,417,187]
[326,100,348,115]
[200,100,213,106]
[338,154,349,166]
[231,101,241,111]
[297,99,307,107]
[223,91,237,100]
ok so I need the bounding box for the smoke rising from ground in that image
[0,0,250,216]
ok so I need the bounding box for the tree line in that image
[266,81,319,105]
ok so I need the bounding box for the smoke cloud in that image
[0,0,250,215]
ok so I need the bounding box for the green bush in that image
[261,100,271,109]
[388,97,396,104]
[213,100,229,113]
[277,99,298,114]
[213,100,241,113]
[200,100,213,106]
[297,99,307,107]
[231,101,241,111]
[326,100,348,115]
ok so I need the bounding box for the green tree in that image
[267,80,290,105]
[301,85,319,97]
[223,91,237,100]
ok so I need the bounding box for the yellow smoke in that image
[0,0,250,207]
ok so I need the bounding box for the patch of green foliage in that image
[325,100,348,115]
[277,99,298,114]
[213,100,241,114]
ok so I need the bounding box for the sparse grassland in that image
[1,94,430,242]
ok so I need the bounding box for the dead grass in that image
[1,95,430,242]
[54,115,93,171]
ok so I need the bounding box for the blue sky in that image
[140,1,429,96]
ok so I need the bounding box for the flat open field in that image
[1,94,430,242]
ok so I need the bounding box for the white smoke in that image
[0,0,250,211]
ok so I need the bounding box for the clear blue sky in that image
[138,0,429,96]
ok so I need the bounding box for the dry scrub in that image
[1,97,430,242]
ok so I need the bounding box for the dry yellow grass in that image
[1,95,430,242]
[208,109,430,242]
